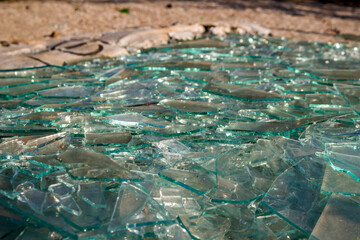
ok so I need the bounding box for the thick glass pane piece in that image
[335,84,360,114]
[106,113,169,128]
[310,195,360,240]
[14,226,62,240]
[225,114,344,134]
[105,67,143,86]
[18,188,48,214]
[77,182,106,208]
[108,182,173,233]
[84,132,132,145]
[58,148,142,181]
[136,61,212,71]
[203,82,290,101]
[59,195,82,216]
[48,183,74,197]
[274,136,320,162]
[37,86,96,98]
[325,143,360,182]
[160,100,226,114]
[321,165,360,196]
[165,38,230,49]
[159,167,216,195]
[262,159,327,236]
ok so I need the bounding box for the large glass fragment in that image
[325,142,360,182]
[108,182,174,233]
[262,159,327,236]
[310,195,360,240]
[57,148,142,181]
[203,82,290,101]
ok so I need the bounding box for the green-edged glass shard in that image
[203,82,291,101]
[325,142,360,182]
[108,182,174,233]
[58,148,142,181]
[310,194,360,240]
[262,159,327,236]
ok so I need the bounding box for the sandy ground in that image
[0,0,359,45]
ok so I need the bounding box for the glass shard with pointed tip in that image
[325,142,360,182]
[108,182,174,233]
[58,148,142,181]
[77,182,106,208]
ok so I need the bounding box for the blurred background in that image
[0,0,359,44]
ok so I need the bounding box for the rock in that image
[209,25,232,37]
[236,22,271,36]
[30,50,88,66]
[118,28,169,49]
[101,45,128,58]
[0,55,45,70]
[168,24,205,41]
[52,40,104,56]
[99,30,139,45]
[0,43,46,56]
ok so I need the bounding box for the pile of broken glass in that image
[0,35,359,239]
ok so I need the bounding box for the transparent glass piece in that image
[160,100,226,114]
[23,132,70,155]
[141,124,205,137]
[310,195,360,240]
[59,195,82,216]
[335,83,360,114]
[0,137,27,156]
[58,148,142,181]
[84,132,132,145]
[275,83,333,94]
[105,67,143,86]
[274,136,320,161]
[262,159,327,236]
[14,226,62,240]
[136,61,212,71]
[321,165,360,196]
[325,142,360,182]
[203,82,290,101]
[178,213,231,240]
[106,113,169,129]
[48,183,74,197]
[165,38,230,49]
[108,182,174,233]
[210,176,264,203]
[156,139,190,154]
[256,213,302,239]
[305,93,347,107]
[0,174,17,199]
[18,188,47,214]
[225,114,343,134]
[77,182,106,208]
[156,223,191,240]
[301,121,360,149]
[0,82,59,98]
[38,86,96,98]
[159,167,216,195]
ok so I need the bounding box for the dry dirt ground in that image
[0,0,359,45]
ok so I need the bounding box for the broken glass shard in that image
[203,82,291,101]
[325,142,360,182]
